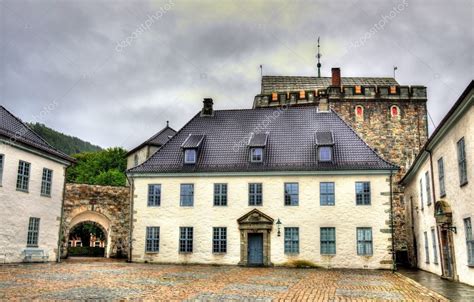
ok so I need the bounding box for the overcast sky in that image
[1,0,473,149]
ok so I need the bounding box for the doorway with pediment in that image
[237,209,274,266]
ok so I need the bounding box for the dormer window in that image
[251,148,263,162]
[315,131,335,163]
[184,149,197,164]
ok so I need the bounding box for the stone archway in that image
[434,200,457,280]
[67,211,112,257]
[237,209,274,266]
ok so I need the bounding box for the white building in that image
[0,106,73,263]
[401,81,473,285]
[127,99,398,269]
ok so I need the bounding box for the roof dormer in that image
[248,133,268,163]
[181,134,205,164]
[315,131,335,162]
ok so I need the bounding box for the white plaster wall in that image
[132,173,392,269]
[405,103,473,285]
[0,143,67,263]
[127,146,149,170]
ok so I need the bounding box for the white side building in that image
[401,81,473,285]
[0,106,73,263]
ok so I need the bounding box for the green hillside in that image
[27,122,102,155]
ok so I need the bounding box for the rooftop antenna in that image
[393,66,398,79]
[316,36,322,78]
[260,64,263,94]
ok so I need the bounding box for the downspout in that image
[56,166,68,263]
[126,174,134,263]
[390,170,396,272]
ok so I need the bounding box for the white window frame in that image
[16,160,31,192]
[250,148,263,163]
[40,168,53,197]
[318,146,333,162]
[184,149,197,164]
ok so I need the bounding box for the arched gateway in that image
[61,184,130,259]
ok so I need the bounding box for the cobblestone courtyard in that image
[0,259,447,301]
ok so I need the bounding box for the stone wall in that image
[61,183,130,258]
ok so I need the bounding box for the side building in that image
[0,106,74,263]
[400,81,473,285]
[127,99,398,269]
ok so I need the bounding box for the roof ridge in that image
[146,125,177,144]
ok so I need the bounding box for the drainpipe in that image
[126,174,134,263]
[56,166,68,263]
[390,170,396,272]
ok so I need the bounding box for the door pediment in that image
[237,209,274,225]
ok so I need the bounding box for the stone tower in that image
[253,67,428,265]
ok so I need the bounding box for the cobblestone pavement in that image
[0,259,448,301]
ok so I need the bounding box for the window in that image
[464,218,474,266]
[419,178,424,210]
[284,227,299,254]
[179,227,193,253]
[180,184,194,206]
[357,227,372,255]
[250,148,263,162]
[0,154,4,186]
[355,105,364,121]
[424,231,430,264]
[40,168,53,197]
[148,184,161,206]
[134,154,139,166]
[284,183,299,206]
[318,146,332,162]
[431,228,438,264]
[320,182,335,206]
[184,149,197,164]
[425,172,431,206]
[213,227,227,253]
[321,227,336,255]
[438,158,446,197]
[249,183,262,206]
[355,182,371,205]
[457,137,468,186]
[145,227,160,252]
[390,105,400,119]
[16,160,30,192]
[27,217,40,247]
[214,184,227,206]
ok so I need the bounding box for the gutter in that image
[126,174,134,263]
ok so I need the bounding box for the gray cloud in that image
[1,0,473,149]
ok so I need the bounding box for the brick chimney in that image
[201,98,214,117]
[331,68,341,87]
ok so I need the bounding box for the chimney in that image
[201,98,214,117]
[331,67,341,87]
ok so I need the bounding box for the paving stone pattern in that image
[0,260,448,301]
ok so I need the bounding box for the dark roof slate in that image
[129,107,396,174]
[248,133,268,147]
[0,106,74,162]
[181,134,205,149]
[262,76,399,94]
[315,131,334,146]
[126,126,176,155]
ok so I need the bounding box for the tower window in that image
[355,105,364,121]
[390,105,400,119]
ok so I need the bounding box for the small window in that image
[355,86,362,94]
[284,227,299,254]
[464,218,474,266]
[355,105,364,121]
[0,154,4,186]
[419,178,424,210]
[284,183,299,206]
[355,182,371,205]
[16,160,31,192]
[438,158,446,197]
[249,183,262,206]
[146,227,160,252]
[457,137,468,186]
[250,148,263,162]
[424,231,430,264]
[27,217,40,247]
[40,168,53,197]
[431,228,438,264]
[134,154,139,166]
[320,182,335,206]
[180,184,194,207]
[179,227,193,253]
[390,105,400,119]
[425,172,431,206]
[213,227,227,253]
[184,149,197,164]
[148,184,161,206]
[318,146,332,162]
[357,227,372,255]
[214,183,227,206]
[321,227,336,255]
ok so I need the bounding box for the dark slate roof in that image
[315,131,334,146]
[181,134,205,149]
[129,107,396,174]
[261,76,399,94]
[0,106,74,162]
[248,133,268,147]
[127,125,176,155]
